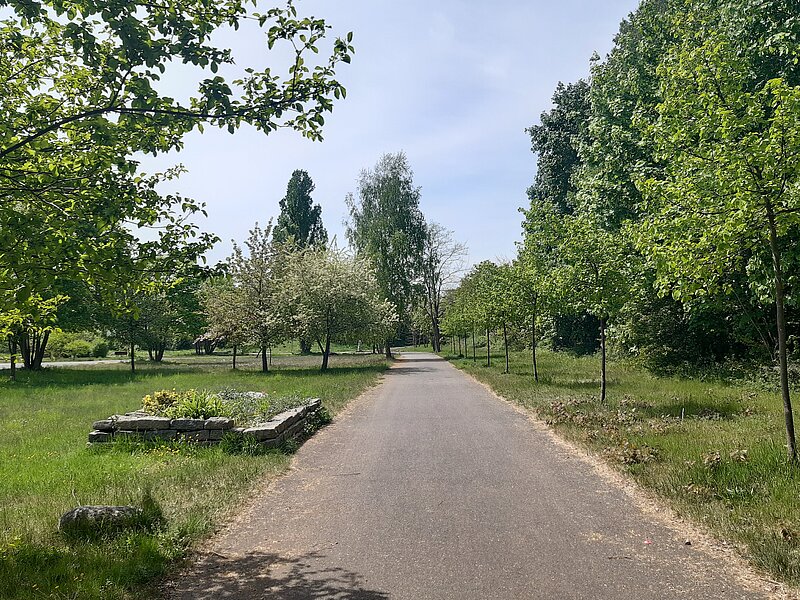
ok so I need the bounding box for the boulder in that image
[59,505,143,536]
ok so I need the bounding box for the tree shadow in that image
[162,550,390,600]
[635,396,742,420]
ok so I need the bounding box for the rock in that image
[206,429,226,441]
[59,505,143,536]
[181,430,211,442]
[114,415,171,431]
[243,423,281,441]
[307,398,322,411]
[115,430,177,441]
[92,419,114,432]
[170,418,206,431]
[88,430,112,443]
[270,407,304,432]
[204,417,234,430]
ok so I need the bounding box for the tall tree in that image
[419,223,467,353]
[273,170,328,248]
[346,152,427,357]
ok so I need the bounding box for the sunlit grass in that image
[445,346,800,586]
[0,353,386,599]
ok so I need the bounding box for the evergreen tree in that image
[273,170,328,248]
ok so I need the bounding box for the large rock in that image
[59,505,143,536]
[114,415,171,431]
[307,398,322,411]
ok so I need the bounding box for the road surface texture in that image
[165,353,773,600]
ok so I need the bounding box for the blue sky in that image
[140,0,641,267]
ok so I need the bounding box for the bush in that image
[164,390,229,419]
[141,390,182,416]
[92,341,109,358]
[64,339,93,358]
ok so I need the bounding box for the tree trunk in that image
[600,317,607,403]
[155,345,165,362]
[130,340,136,374]
[300,338,311,355]
[148,348,154,361]
[261,345,269,373]
[486,328,491,367]
[472,328,476,363]
[232,345,237,370]
[767,202,797,460]
[431,315,442,353]
[503,322,510,374]
[532,306,538,383]
[385,341,393,359]
[321,333,331,371]
[457,335,462,357]
[8,337,16,382]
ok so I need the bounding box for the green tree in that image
[201,276,249,369]
[228,222,283,373]
[279,245,396,370]
[636,8,800,459]
[419,223,467,353]
[346,152,427,357]
[0,1,354,357]
[273,170,328,248]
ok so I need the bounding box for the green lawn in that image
[443,346,800,586]
[0,353,386,599]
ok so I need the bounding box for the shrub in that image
[64,339,93,357]
[141,390,182,416]
[92,341,109,358]
[164,390,229,419]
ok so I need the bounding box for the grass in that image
[440,345,800,587]
[0,353,386,599]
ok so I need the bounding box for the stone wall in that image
[88,398,322,449]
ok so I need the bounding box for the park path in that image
[165,352,772,600]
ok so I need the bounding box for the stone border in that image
[88,398,322,449]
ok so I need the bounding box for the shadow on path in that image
[165,550,389,600]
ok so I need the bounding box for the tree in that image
[419,223,467,353]
[636,6,800,459]
[556,214,632,402]
[273,170,328,248]
[0,1,354,361]
[201,276,248,369]
[346,152,427,357]
[228,222,283,373]
[279,245,397,370]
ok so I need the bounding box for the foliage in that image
[278,245,397,370]
[346,152,427,348]
[272,170,328,248]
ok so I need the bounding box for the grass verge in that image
[443,346,800,587]
[0,353,386,599]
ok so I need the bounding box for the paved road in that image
[166,353,769,600]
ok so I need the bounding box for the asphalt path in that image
[166,352,770,599]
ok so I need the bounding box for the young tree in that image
[346,152,427,357]
[556,214,632,402]
[201,277,249,369]
[637,8,800,459]
[419,223,468,353]
[228,222,283,373]
[279,246,397,370]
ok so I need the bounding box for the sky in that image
[139,0,642,268]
